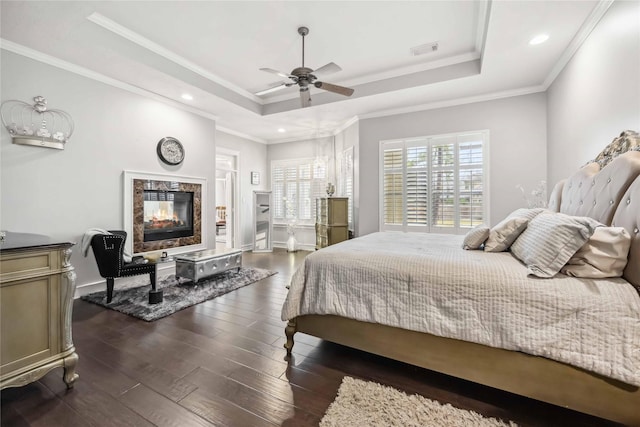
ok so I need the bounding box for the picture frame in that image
[251,171,260,185]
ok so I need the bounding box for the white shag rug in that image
[320,377,517,427]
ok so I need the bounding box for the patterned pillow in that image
[511,213,601,278]
[462,226,490,250]
[484,208,546,252]
[561,227,631,278]
[590,130,640,168]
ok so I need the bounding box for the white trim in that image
[217,126,267,144]
[0,39,219,122]
[87,12,263,104]
[361,85,545,120]
[273,241,316,251]
[123,170,208,256]
[476,0,492,70]
[541,0,614,89]
[267,130,335,145]
[333,116,360,136]
[215,148,241,250]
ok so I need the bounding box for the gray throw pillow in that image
[462,226,490,250]
[511,212,601,278]
[484,208,546,252]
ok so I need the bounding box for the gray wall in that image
[1,51,217,291]
[215,130,268,249]
[547,0,640,185]
[358,93,547,236]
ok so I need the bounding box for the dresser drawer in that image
[0,250,58,283]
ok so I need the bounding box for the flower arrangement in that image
[516,180,548,208]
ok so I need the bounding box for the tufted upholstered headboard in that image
[549,151,640,288]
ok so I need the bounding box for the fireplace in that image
[143,190,194,242]
[124,171,207,255]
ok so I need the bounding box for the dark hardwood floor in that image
[1,249,619,426]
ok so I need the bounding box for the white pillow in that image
[561,227,631,278]
[462,225,490,250]
[511,212,601,278]
[484,208,546,252]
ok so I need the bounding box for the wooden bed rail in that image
[285,315,640,426]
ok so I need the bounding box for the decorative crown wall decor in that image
[1,96,74,149]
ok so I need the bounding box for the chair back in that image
[90,231,127,278]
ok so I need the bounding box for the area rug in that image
[81,267,276,322]
[320,377,517,427]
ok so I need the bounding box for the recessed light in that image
[529,34,549,45]
[181,93,193,100]
[278,128,286,133]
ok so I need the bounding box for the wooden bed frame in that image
[285,315,639,425]
[284,150,640,426]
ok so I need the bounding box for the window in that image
[336,146,354,229]
[380,131,488,234]
[272,158,327,224]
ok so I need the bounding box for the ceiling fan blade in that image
[313,62,342,75]
[255,83,289,96]
[300,88,311,108]
[314,81,354,97]
[259,68,293,79]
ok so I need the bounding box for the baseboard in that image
[74,262,175,299]
[273,241,315,251]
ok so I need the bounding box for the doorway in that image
[215,150,239,249]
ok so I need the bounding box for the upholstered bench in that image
[174,248,242,282]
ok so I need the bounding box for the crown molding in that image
[542,0,614,89]
[216,126,267,144]
[87,13,263,105]
[476,0,492,70]
[266,129,335,145]
[0,39,219,122]
[333,116,360,135]
[359,85,545,120]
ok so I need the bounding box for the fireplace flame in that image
[146,209,185,229]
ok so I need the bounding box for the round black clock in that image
[156,137,185,165]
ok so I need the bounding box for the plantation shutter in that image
[458,135,484,228]
[271,157,328,226]
[430,139,456,230]
[382,144,404,230]
[380,131,487,234]
[272,166,285,220]
[406,141,428,229]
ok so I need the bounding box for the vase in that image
[287,234,298,252]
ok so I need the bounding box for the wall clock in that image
[156,137,185,165]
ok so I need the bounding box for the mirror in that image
[253,191,272,252]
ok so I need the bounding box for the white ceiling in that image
[0,1,606,143]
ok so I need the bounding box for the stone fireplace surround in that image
[124,171,207,255]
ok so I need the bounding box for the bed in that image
[281,147,640,425]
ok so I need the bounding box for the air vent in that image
[410,41,439,56]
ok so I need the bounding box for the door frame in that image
[216,147,240,249]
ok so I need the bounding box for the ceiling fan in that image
[256,26,355,108]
